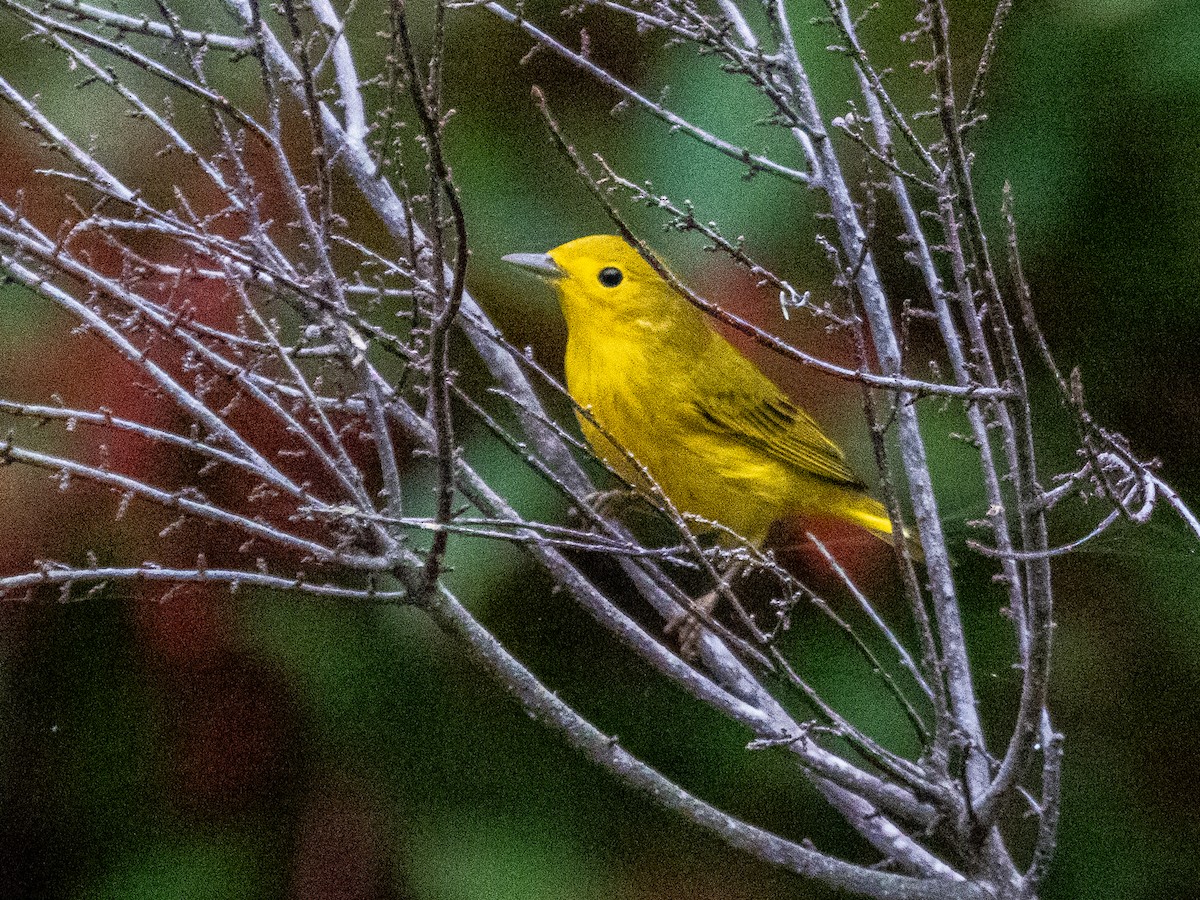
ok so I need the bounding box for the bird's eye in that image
[598,267,623,288]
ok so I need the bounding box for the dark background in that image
[1,1,1198,898]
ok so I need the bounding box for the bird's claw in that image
[579,488,644,521]
[665,588,719,662]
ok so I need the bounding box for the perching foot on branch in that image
[666,560,747,661]
[579,487,651,522]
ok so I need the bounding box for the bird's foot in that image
[578,488,645,521]
[665,588,719,662]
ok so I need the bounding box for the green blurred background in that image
[1,1,1198,898]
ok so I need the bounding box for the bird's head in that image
[503,235,686,332]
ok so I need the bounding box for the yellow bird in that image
[503,234,904,555]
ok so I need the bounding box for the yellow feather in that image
[504,235,915,556]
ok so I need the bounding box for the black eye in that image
[598,267,623,288]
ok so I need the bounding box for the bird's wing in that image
[694,388,866,488]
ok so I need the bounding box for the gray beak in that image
[502,251,564,279]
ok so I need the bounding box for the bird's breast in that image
[566,331,672,469]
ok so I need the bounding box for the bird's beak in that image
[502,251,564,280]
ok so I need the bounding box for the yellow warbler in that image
[503,235,903,555]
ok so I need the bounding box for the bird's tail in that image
[842,493,925,562]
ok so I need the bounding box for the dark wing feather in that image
[695,390,865,488]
